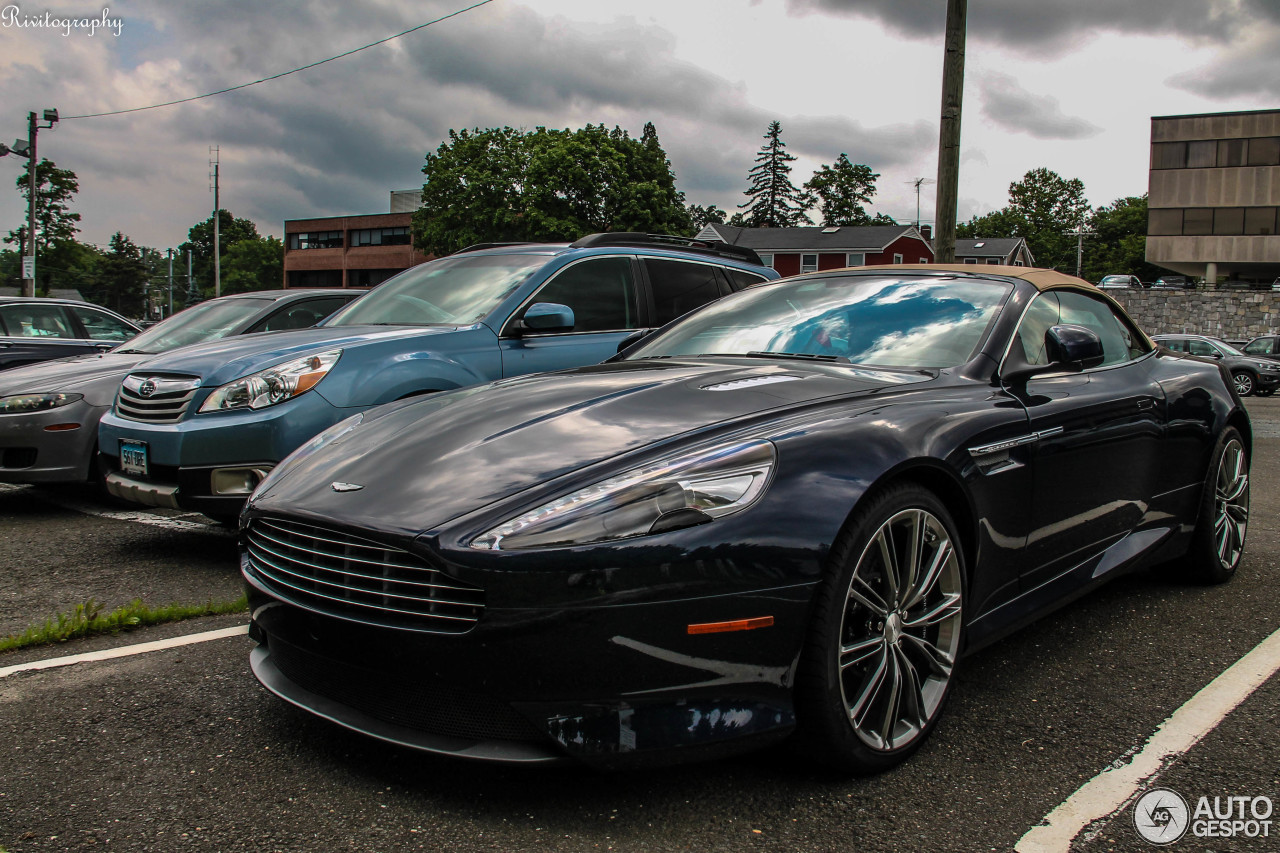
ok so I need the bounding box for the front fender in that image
[316,328,503,408]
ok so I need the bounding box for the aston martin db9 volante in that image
[240,265,1250,772]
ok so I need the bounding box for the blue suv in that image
[99,233,777,520]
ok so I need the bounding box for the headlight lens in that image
[0,392,83,414]
[248,411,364,502]
[199,349,342,413]
[470,439,776,551]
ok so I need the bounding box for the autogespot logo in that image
[1134,788,1275,844]
[1134,789,1190,845]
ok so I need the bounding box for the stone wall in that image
[1107,289,1280,341]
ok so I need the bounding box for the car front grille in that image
[244,517,485,634]
[116,374,201,424]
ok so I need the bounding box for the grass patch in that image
[0,595,248,654]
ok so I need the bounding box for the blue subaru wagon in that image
[99,233,776,520]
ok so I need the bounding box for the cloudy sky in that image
[1,0,1277,252]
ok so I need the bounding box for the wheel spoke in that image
[894,644,927,729]
[877,649,903,746]
[847,646,889,727]
[902,537,952,612]
[875,526,900,606]
[840,636,884,670]
[903,591,962,629]
[848,573,890,617]
[900,510,924,609]
[900,632,955,677]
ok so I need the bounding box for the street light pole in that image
[25,111,36,297]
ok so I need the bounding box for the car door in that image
[499,256,642,376]
[1006,289,1165,592]
[1242,337,1276,359]
[0,303,100,369]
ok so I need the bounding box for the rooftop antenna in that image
[906,177,935,228]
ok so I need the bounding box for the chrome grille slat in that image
[117,374,200,424]
[247,538,479,600]
[244,516,485,633]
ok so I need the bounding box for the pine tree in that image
[739,121,812,227]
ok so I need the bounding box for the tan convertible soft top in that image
[847,263,1097,292]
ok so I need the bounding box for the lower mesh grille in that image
[268,638,545,744]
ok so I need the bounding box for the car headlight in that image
[470,439,776,551]
[0,392,83,414]
[1253,361,1279,372]
[248,411,365,502]
[199,350,342,413]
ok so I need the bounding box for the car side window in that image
[526,257,638,333]
[250,297,351,333]
[0,304,76,338]
[1161,339,1187,352]
[1244,339,1273,355]
[644,259,725,326]
[1055,290,1149,365]
[1014,293,1062,366]
[725,269,769,291]
[1188,339,1218,357]
[70,305,137,341]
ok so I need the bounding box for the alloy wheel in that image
[1214,438,1249,570]
[837,508,963,752]
[1233,372,1254,396]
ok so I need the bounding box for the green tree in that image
[1007,167,1090,270]
[178,209,261,298]
[687,203,726,230]
[740,121,812,227]
[804,154,880,226]
[957,207,1028,241]
[412,123,692,256]
[5,158,81,253]
[93,232,148,316]
[221,235,284,294]
[1082,195,1162,283]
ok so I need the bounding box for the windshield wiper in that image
[745,351,850,363]
[115,348,156,354]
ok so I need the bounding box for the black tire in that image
[1179,427,1249,584]
[1232,371,1255,397]
[796,483,966,774]
[1257,389,1274,397]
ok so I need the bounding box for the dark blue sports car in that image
[239,265,1250,772]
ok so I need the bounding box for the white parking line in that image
[0,625,249,679]
[0,483,232,534]
[1016,624,1280,852]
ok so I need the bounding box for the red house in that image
[694,224,935,276]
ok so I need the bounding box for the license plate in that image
[120,440,149,478]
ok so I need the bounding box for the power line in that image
[61,0,495,120]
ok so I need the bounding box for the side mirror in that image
[1004,324,1105,382]
[521,302,575,334]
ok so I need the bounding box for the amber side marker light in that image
[687,616,774,635]
[43,423,81,431]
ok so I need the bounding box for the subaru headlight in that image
[0,392,83,414]
[199,350,342,413]
[248,411,365,502]
[470,439,776,551]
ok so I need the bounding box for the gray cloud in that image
[785,0,1248,53]
[979,72,1102,140]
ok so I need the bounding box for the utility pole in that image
[933,0,967,263]
[0,109,57,296]
[186,249,197,304]
[1065,219,1096,279]
[210,146,221,298]
[167,248,174,317]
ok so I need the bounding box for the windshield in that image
[627,274,1013,369]
[1213,339,1245,356]
[324,254,548,327]
[116,298,274,354]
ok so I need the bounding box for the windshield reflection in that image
[117,298,274,354]
[628,275,1012,369]
[325,254,548,327]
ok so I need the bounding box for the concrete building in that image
[283,190,431,289]
[1147,109,1280,286]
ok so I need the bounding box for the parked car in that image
[1151,333,1280,396]
[0,289,362,486]
[1242,334,1280,362]
[1098,274,1143,289]
[98,234,779,520]
[0,297,140,371]
[1153,276,1193,289]
[241,265,1249,771]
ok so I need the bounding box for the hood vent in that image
[701,375,803,392]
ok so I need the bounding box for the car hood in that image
[127,325,465,386]
[250,358,933,536]
[0,351,147,397]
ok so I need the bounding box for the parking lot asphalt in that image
[2,400,1279,852]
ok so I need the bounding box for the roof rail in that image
[454,242,539,254]
[569,232,765,267]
